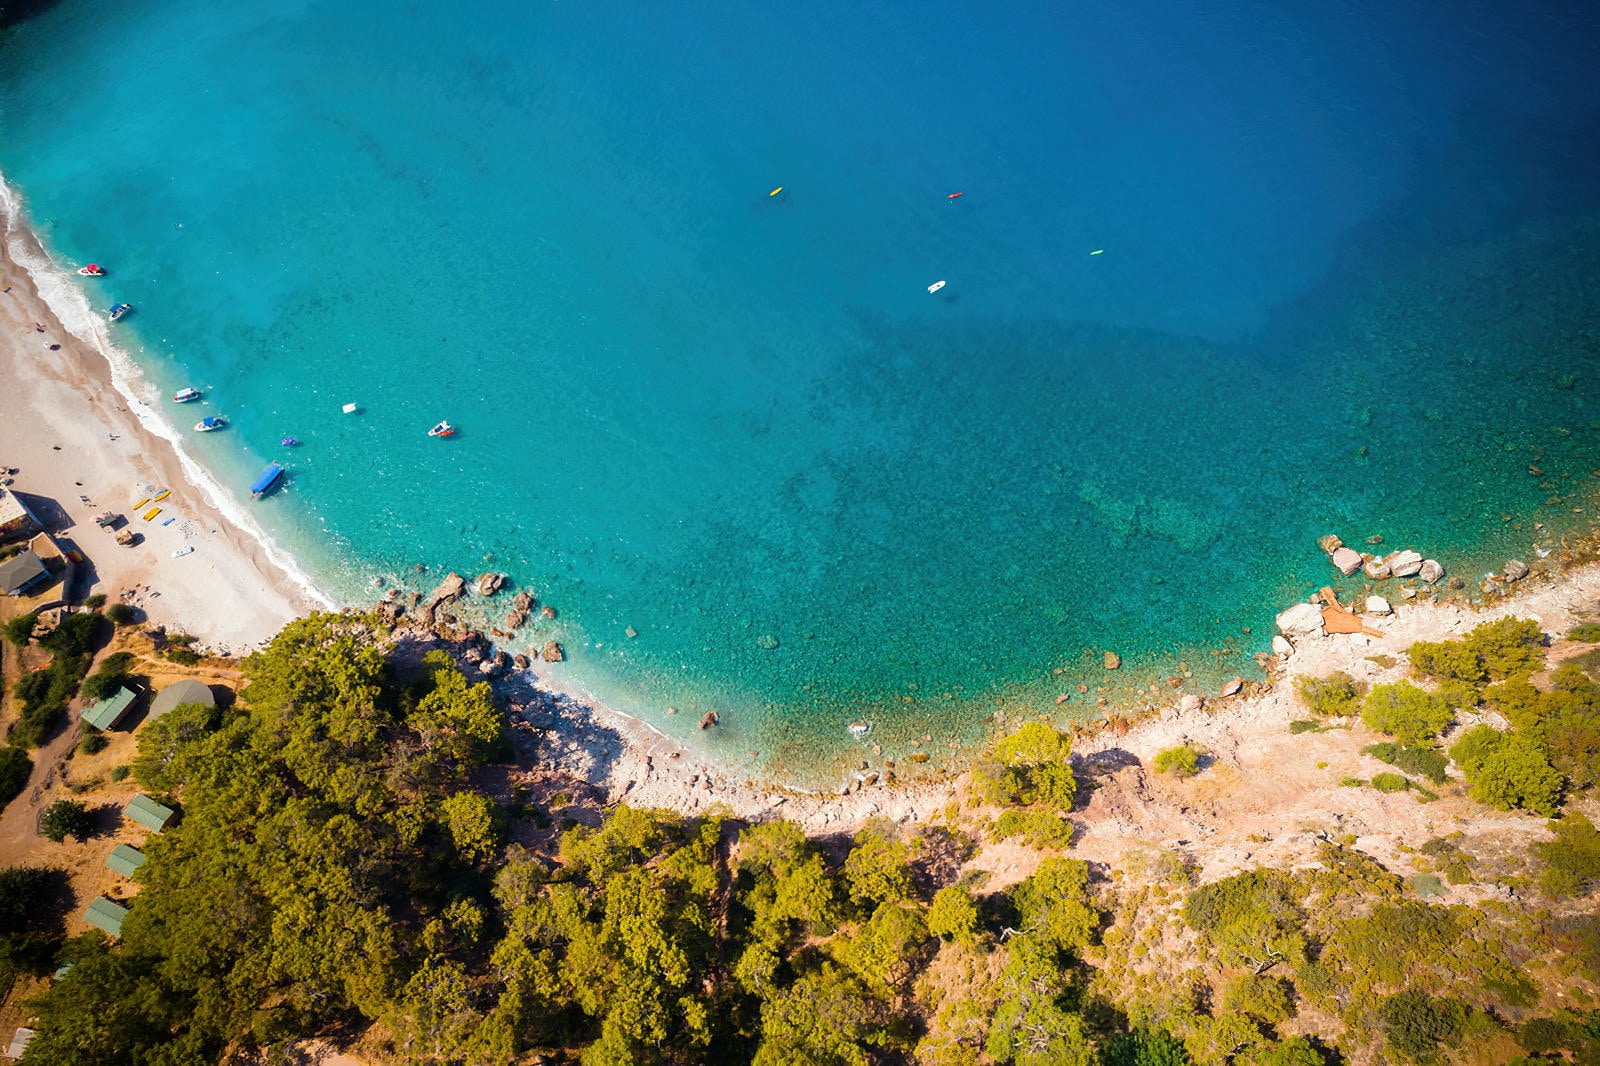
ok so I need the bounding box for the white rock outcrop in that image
[1330,547,1363,576]
[1364,596,1393,616]
[1271,635,1294,657]
[1386,550,1424,577]
[1276,602,1326,638]
[1418,559,1444,584]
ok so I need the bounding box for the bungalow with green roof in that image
[106,844,146,878]
[123,794,174,832]
[81,686,138,732]
[84,897,128,937]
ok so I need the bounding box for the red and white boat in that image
[77,263,107,277]
[428,420,456,438]
[173,387,202,403]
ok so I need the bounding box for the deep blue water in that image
[2,0,1598,783]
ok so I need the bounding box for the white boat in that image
[927,280,946,294]
[108,302,133,321]
[428,420,456,438]
[172,545,194,558]
[77,263,106,277]
[195,416,226,432]
[173,387,201,403]
[342,402,358,414]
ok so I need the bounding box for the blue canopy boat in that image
[108,302,132,322]
[250,462,284,498]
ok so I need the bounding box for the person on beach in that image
[34,322,45,332]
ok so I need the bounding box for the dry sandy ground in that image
[0,181,324,653]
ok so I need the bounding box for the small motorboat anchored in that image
[428,420,456,438]
[251,462,285,498]
[280,437,299,447]
[108,302,133,322]
[173,387,201,403]
[78,263,107,276]
[195,415,226,432]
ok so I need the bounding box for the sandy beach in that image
[0,186,323,651]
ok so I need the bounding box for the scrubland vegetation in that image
[1,610,1597,1064]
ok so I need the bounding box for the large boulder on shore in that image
[1364,595,1393,616]
[1363,557,1392,579]
[476,572,507,596]
[1504,559,1529,583]
[1330,547,1363,576]
[1418,559,1444,584]
[541,641,564,663]
[1276,602,1325,639]
[1385,550,1424,577]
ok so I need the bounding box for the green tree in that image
[1467,732,1564,816]
[1407,639,1487,685]
[752,963,888,1066]
[0,748,31,815]
[1184,870,1305,973]
[0,865,70,997]
[407,651,510,772]
[1536,812,1600,897]
[1221,973,1293,1025]
[928,884,980,944]
[39,799,94,843]
[439,791,502,863]
[978,722,1077,810]
[835,901,931,995]
[1362,682,1452,747]
[1463,617,1545,680]
[2,611,38,648]
[842,817,914,907]
[1100,1030,1190,1066]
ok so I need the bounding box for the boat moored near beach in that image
[77,263,106,276]
[250,462,285,498]
[195,415,226,432]
[173,387,201,403]
[108,302,133,321]
[428,420,456,438]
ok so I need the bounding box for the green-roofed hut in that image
[84,897,128,937]
[81,686,138,731]
[124,794,174,832]
[106,844,146,878]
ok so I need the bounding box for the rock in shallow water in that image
[1385,550,1424,577]
[1104,651,1121,670]
[1364,595,1393,616]
[1504,559,1529,582]
[1418,559,1444,584]
[1330,547,1363,575]
[1276,602,1325,638]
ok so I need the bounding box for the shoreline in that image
[0,180,323,651]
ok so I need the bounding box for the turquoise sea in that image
[2,0,1598,785]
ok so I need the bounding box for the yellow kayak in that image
[132,497,150,509]
[151,489,171,502]
[142,506,162,522]
[769,186,783,197]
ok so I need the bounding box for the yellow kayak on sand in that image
[142,506,162,522]
[152,489,171,502]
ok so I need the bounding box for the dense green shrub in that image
[1221,973,1293,1025]
[164,648,201,666]
[1419,838,1474,885]
[1407,638,1486,685]
[1371,772,1411,794]
[1379,989,1467,1061]
[1288,720,1321,735]
[926,885,979,944]
[1362,682,1452,746]
[109,765,130,782]
[38,800,94,843]
[80,651,138,705]
[77,731,108,756]
[1536,812,1600,898]
[0,748,32,815]
[37,612,105,658]
[84,593,107,610]
[104,602,136,626]
[1568,623,1600,643]
[1297,672,1366,717]
[1409,618,1546,688]
[1100,1030,1190,1066]
[8,656,90,749]
[1363,742,1448,784]
[1152,744,1203,778]
[991,808,1075,850]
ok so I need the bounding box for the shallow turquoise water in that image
[1,0,1598,783]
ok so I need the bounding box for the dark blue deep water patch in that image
[2,0,1597,783]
